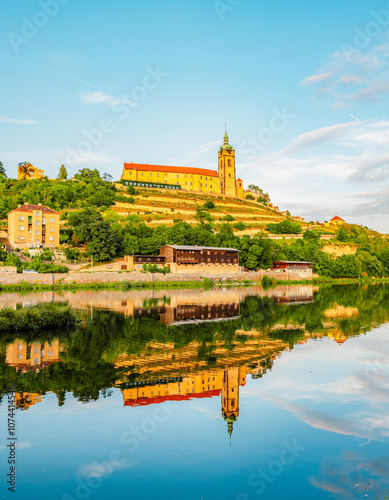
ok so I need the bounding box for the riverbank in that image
[0,272,388,293]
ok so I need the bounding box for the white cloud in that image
[301,38,389,107]
[239,119,389,229]
[0,116,37,125]
[80,91,135,107]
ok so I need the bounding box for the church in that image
[120,129,244,198]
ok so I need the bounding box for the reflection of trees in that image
[2,285,389,405]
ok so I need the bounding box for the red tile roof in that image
[9,204,59,215]
[124,162,219,178]
[330,216,345,221]
[237,178,243,182]
[124,389,221,407]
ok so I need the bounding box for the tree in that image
[68,208,117,261]
[245,194,255,201]
[74,168,101,181]
[57,165,68,181]
[18,162,35,180]
[0,162,7,178]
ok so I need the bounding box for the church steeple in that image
[224,125,229,145]
[218,127,236,197]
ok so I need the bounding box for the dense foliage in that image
[0,168,117,218]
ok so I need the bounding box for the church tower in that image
[222,367,246,441]
[218,127,237,197]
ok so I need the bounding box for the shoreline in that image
[0,275,389,293]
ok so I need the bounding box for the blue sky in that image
[1,0,389,231]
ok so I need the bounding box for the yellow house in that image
[8,203,60,249]
[325,216,346,227]
[120,129,244,198]
[17,163,44,181]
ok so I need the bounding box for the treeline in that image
[64,206,389,277]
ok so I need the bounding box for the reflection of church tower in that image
[218,128,237,197]
[222,367,246,441]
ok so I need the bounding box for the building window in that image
[19,216,24,221]
[19,225,24,230]
[34,358,38,364]
[36,212,40,217]
[18,236,24,241]
[36,221,39,226]
[50,227,54,233]
[36,231,39,235]
[42,218,46,224]
[177,174,179,178]
[141,173,143,176]
[49,217,54,223]
[49,236,54,241]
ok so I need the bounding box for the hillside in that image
[112,183,313,235]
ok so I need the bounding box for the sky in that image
[1,0,389,232]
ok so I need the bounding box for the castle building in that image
[120,129,244,198]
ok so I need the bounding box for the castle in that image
[120,129,244,198]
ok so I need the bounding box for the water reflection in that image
[1,284,389,499]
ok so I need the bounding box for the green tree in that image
[0,162,7,178]
[57,164,68,181]
[68,208,117,261]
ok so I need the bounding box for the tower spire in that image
[224,124,229,144]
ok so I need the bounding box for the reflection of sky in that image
[1,327,389,499]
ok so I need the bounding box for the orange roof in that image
[9,204,59,215]
[124,162,219,178]
[331,216,345,221]
[237,178,243,182]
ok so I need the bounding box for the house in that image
[159,245,240,274]
[17,164,44,181]
[325,216,345,227]
[7,203,60,249]
[272,261,314,278]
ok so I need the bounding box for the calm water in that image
[1,284,389,500]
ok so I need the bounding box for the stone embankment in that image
[0,270,307,285]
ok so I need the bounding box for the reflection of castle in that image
[121,366,246,437]
[6,340,61,372]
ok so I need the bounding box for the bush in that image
[203,201,215,210]
[221,214,235,222]
[267,220,302,234]
[261,275,276,289]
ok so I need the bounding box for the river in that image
[0,284,388,499]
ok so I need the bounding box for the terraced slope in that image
[112,185,308,234]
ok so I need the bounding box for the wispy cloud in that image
[301,38,389,107]
[80,90,135,107]
[0,116,37,125]
[187,140,221,156]
[65,151,119,166]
